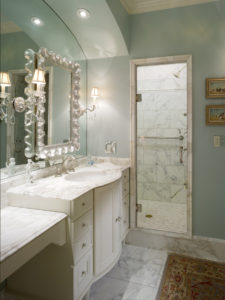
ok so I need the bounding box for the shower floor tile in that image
[90,245,167,300]
[137,200,187,233]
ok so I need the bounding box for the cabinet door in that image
[112,180,122,255]
[94,180,122,277]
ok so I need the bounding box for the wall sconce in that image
[80,87,99,116]
[32,68,46,97]
[13,67,46,113]
[0,72,12,122]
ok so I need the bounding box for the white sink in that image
[65,168,108,183]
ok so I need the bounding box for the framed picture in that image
[206,78,225,98]
[206,105,225,125]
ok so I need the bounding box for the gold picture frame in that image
[206,105,225,125]
[206,78,225,98]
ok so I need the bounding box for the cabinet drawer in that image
[74,230,92,264]
[122,169,129,183]
[74,250,93,299]
[71,191,93,221]
[73,210,93,241]
[122,181,129,198]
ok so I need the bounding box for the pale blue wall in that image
[87,56,130,157]
[87,1,225,239]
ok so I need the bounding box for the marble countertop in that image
[0,206,67,262]
[7,162,130,202]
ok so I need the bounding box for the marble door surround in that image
[130,55,192,238]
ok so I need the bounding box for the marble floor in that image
[89,244,168,300]
[137,200,187,233]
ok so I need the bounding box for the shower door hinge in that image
[136,203,142,212]
[136,94,142,102]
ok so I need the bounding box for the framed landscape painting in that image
[206,78,225,98]
[206,105,225,125]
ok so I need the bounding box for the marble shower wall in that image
[137,63,187,204]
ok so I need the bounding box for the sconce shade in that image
[91,87,99,98]
[0,72,11,86]
[32,69,46,85]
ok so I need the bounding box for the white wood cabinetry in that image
[94,180,122,277]
[6,168,130,300]
[121,168,130,239]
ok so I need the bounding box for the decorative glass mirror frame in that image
[24,47,81,160]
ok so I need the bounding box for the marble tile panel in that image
[120,244,167,266]
[157,90,187,112]
[137,77,186,91]
[142,182,171,202]
[137,164,157,183]
[137,182,144,200]
[126,231,225,264]
[136,92,158,111]
[137,200,187,233]
[157,164,185,185]
[106,256,163,287]
[90,276,157,300]
[170,112,187,129]
[170,184,187,203]
[143,111,172,129]
[137,63,186,81]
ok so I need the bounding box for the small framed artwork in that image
[206,78,225,98]
[206,105,225,125]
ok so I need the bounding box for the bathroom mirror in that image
[27,47,81,160]
[0,0,87,179]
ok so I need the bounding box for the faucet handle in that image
[63,155,77,173]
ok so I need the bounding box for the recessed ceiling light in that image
[77,9,90,19]
[31,17,43,26]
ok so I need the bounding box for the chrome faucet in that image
[62,155,78,173]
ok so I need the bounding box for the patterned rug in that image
[158,254,225,300]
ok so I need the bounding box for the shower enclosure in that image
[134,59,191,235]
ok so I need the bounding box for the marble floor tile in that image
[89,277,157,300]
[90,245,167,300]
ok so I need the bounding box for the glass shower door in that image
[136,63,188,234]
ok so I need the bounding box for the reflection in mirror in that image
[0,0,87,179]
[46,65,71,145]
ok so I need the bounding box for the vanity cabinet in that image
[6,167,130,300]
[70,193,93,300]
[121,168,130,239]
[94,180,122,277]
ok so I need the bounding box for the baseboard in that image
[126,229,225,263]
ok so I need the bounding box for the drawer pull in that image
[82,202,86,207]
[81,271,86,277]
[82,223,86,228]
[116,216,121,223]
[82,243,86,249]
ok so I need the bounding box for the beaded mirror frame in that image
[24,47,81,160]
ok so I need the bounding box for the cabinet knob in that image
[82,223,86,227]
[124,220,127,224]
[116,216,121,222]
[82,202,86,207]
[81,271,86,277]
[124,202,127,205]
[82,243,86,249]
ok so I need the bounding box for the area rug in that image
[158,254,225,300]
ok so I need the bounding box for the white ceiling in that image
[120,0,217,14]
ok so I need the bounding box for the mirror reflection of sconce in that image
[80,87,99,116]
[0,72,12,123]
[13,63,46,114]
